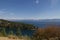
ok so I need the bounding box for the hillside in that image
[0,19,36,37]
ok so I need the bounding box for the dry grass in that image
[33,25,60,40]
[0,37,30,40]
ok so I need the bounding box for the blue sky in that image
[0,0,60,19]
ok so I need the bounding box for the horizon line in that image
[1,18,60,20]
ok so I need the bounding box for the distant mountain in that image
[9,19,60,22]
[9,19,60,28]
[39,19,60,22]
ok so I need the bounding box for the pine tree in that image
[1,28,7,37]
[9,30,14,35]
[16,27,22,37]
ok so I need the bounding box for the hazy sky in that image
[0,0,60,19]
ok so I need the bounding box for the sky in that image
[0,0,60,20]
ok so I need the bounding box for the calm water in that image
[11,20,60,28]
